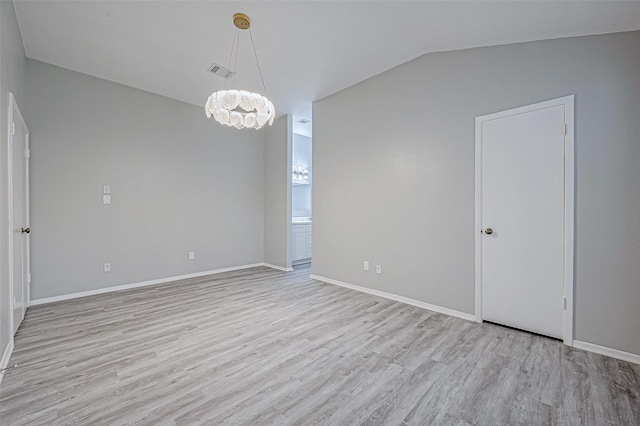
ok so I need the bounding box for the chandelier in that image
[205,13,275,130]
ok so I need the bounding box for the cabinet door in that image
[305,225,312,258]
[294,232,307,260]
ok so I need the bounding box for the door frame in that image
[474,95,575,345]
[7,92,30,336]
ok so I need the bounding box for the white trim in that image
[25,131,31,309]
[574,340,640,366]
[286,115,294,270]
[30,263,264,305]
[0,340,15,387]
[7,94,16,336]
[474,111,483,323]
[310,274,475,322]
[292,258,311,267]
[474,95,575,345]
[263,263,294,272]
[562,97,575,346]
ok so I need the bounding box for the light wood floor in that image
[1,266,638,425]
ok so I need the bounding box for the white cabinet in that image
[294,231,307,260]
[292,223,312,262]
[305,226,312,258]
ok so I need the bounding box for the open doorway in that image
[291,118,312,267]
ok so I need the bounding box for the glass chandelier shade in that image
[206,89,275,129]
[206,13,274,130]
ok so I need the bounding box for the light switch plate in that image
[188,251,196,260]
[103,195,111,205]
[103,185,111,194]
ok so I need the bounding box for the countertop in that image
[292,218,312,225]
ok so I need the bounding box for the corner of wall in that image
[262,115,293,270]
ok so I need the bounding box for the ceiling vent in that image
[207,62,235,79]
[297,119,311,124]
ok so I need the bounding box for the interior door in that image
[480,103,565,339]
[10,94,30,334]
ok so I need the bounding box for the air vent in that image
[207,62,235,79]
[297,119,311,124]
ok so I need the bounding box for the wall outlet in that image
[376,264,382,274]
[363,261,369,271]
[188,251,196,260]
[103,263,111,272]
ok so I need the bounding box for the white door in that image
[9,93,30,335]
[476,96,574,340]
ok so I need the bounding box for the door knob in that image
[483,228,493,235]
[21,227,30,234]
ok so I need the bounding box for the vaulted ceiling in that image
[14,1,640,121]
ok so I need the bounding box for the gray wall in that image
[313,31,640,355]
[263,115,292,269]
[27,60,265,300]
[0,0,27,363]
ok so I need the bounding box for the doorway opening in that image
[291,117,312,266]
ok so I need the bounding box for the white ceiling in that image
[14,1,640,121]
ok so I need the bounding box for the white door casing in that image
[8,93,31,336]
[475,95,574,345]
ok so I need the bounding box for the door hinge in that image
[26,273,32,283]
[564,124,568,136]
[12,122,16,135]
[562,296,567,310]
[25,149,30,158]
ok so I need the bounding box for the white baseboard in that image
[310,274,475,322]
[263,263,294,272]
[0,339,15,387]
[573,340,640,365]
[30,263,265,306]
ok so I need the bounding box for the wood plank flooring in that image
[1,266,639,425]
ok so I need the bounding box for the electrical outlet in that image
[363,261,369,271]
[103,263,111,272]
[376,265,382,274]
[188,251,196,260]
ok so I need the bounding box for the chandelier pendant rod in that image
[249,28,268,97]
[232,29,240,88]
[224,28,238,90]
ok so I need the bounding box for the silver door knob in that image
[21,227,30,234]
[484,228,493,235]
